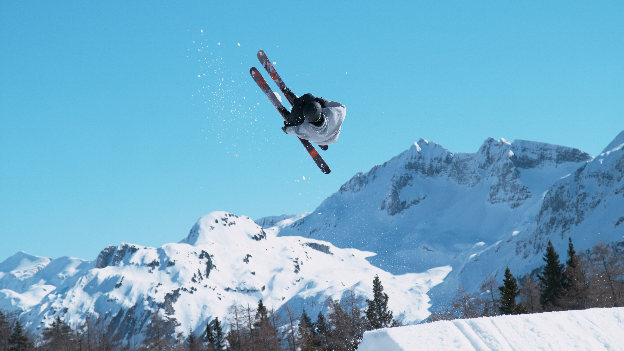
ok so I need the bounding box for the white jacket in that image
[283,101,346,145]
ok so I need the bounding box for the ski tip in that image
[257,49,265,58]
[250,67,259,76]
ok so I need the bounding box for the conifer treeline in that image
[0,276,396,351]
[429,238,624,321]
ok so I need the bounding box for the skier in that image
[281,90,346,147]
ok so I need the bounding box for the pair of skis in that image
[250,50,331,174]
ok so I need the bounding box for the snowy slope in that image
[508,133,624,272]
[278,138,591,273]
[462,132,624,297]
[3,132,623,340]
[601,130,624,154]
[357,307,624,351]
[0,252,89,312]
[1,212,450,341]
[276,137,596,300]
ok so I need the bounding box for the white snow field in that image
[357,307,624,351]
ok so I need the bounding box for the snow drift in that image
[357,307,624,351]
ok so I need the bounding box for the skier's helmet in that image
[300,93,315,105]
[303,101,323,123]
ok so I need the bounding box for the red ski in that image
[250,67,331,174]
[257,50,297,105]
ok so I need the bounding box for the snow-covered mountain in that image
[0,212,449,341]
[3,132,623,340]
[276,133,624,299]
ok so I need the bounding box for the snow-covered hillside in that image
[276,137,599,295]
[3,132,623,340]
[468,132,624,293]
[275,133,624,303]
[0,212,449,341]
[357,307,624,351]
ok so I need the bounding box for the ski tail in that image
[299,138,331,174]
[250,67,330,174]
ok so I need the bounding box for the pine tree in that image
[254,300,280,351]
[255,300,269,326]
[327,300,353,351]
[8,321,31,351]
[566,237,577,268]
[205,319,215,344]
[314,311,329,348]
[187,328,198,351]
[365,275,395,329]
[213,317,224,350]
[498,267,526,315]
[537,240,567,311]
[0,311,12,351]
[297,309,315,351]
[561,237,589,310]
[343,288,368,346]
[42,315,73,349]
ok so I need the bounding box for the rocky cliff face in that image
[517,135,624,259]
[279,137,592,276]
[277,133,624,302]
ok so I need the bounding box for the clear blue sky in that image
[1,1,623,262]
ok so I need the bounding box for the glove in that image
[282,122,294,134]
[283,88,298,104]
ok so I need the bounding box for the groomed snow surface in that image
[357,307,624,351]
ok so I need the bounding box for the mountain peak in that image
[0,251,51,281]
[181,211,267,246]
[601,130,624,155]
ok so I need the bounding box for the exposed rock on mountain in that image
[1,212,448,341]
[278,137,592,276]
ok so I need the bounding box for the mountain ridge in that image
[3,131,623,340]
[0,212,449,341]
